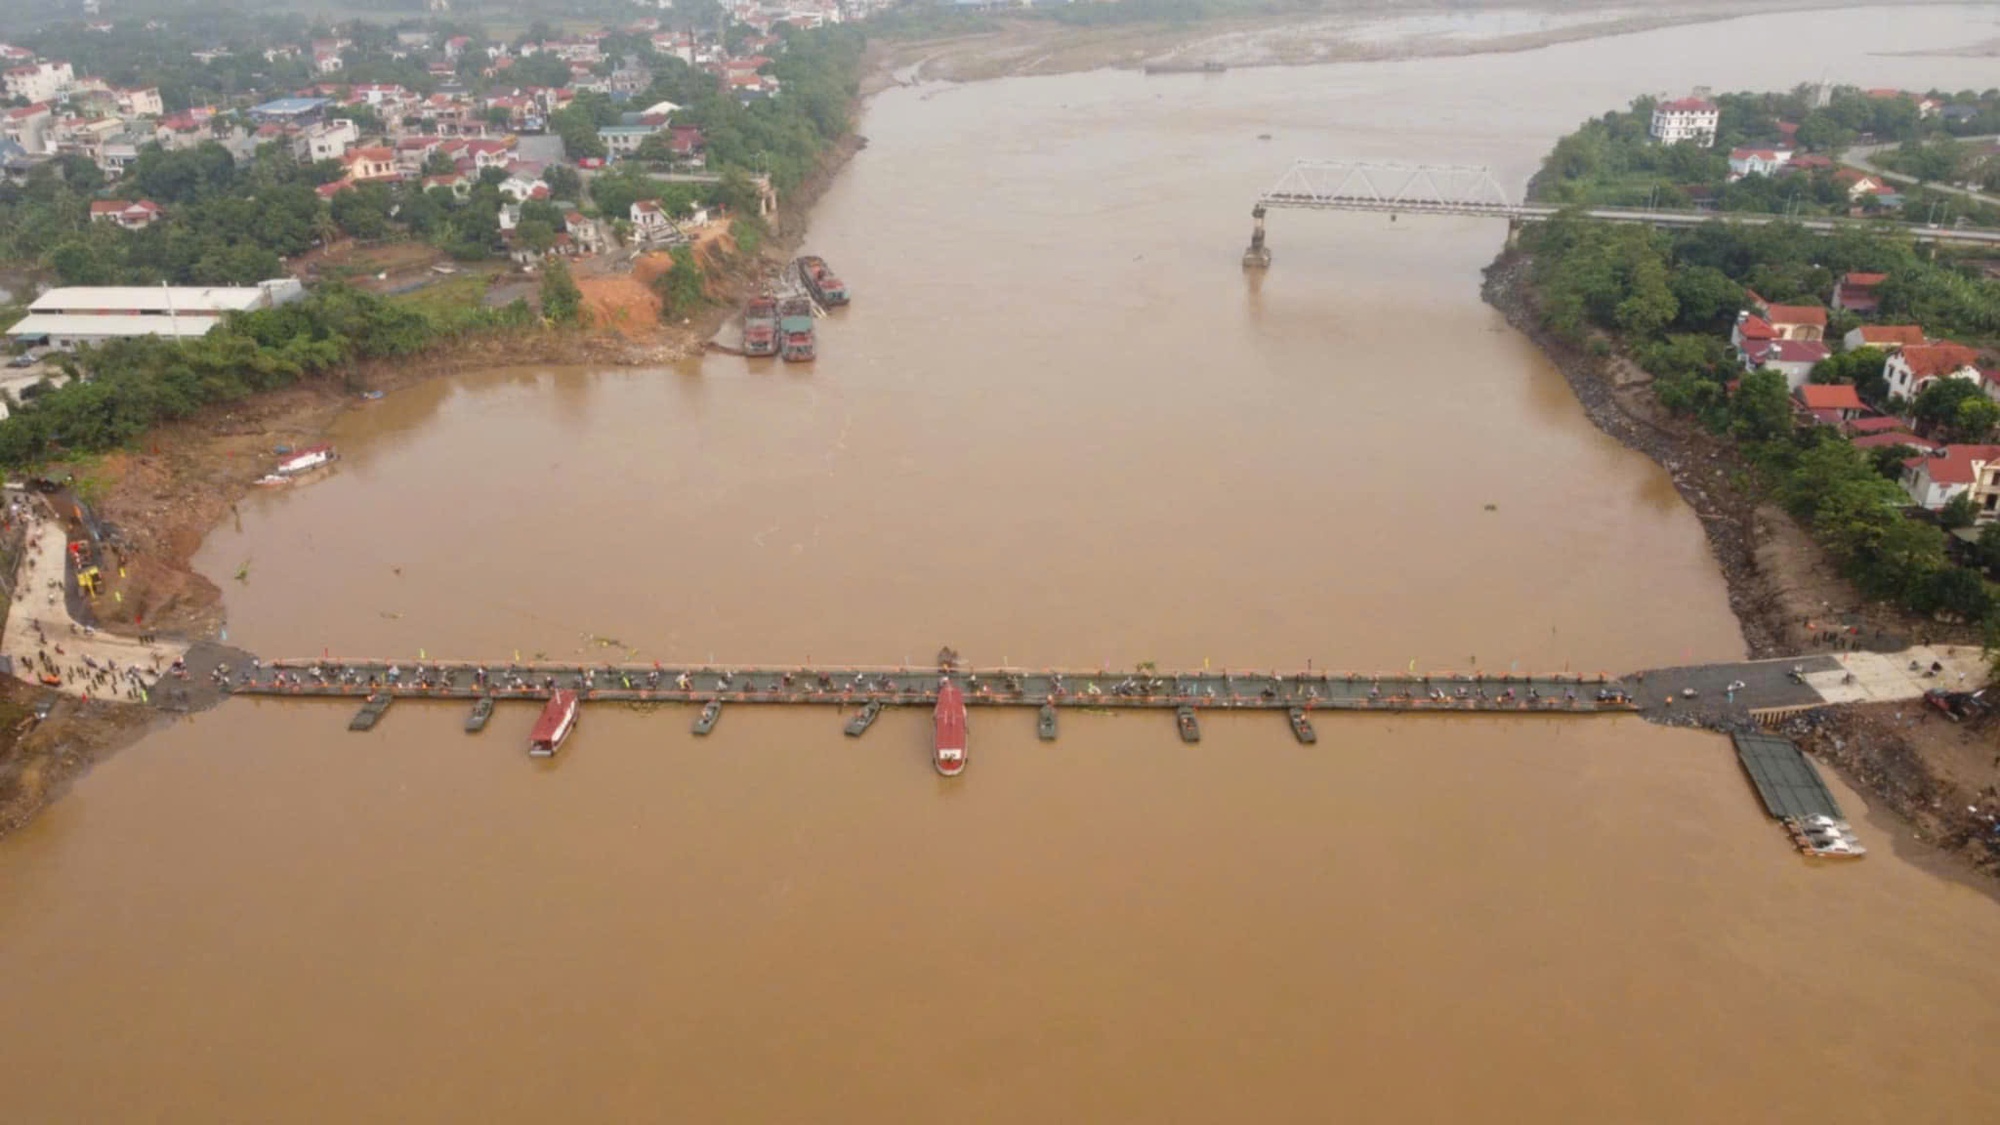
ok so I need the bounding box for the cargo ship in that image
[797,255,848,306]
[933,679,966,777]
[742,294,778,357]
[778,294,815,362]
[528,689,579,758]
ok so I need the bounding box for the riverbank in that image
[872,0,1973,84]
[0,124,874,841]
[1483,248,1999,882]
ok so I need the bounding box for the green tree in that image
[539,258,583,325]
[1912,377,1990,438]
[652,245,704,320]
[1732,367,1792,442]
[1977,520,2000,572]
[541,164,582,202]
[1940,492,1980,530]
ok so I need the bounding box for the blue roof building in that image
[249,97,331,123]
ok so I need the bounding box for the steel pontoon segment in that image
[1730,732,1842,820]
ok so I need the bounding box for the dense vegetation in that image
[1531,88,2000,226]
[0,283,533,466]
[1521,210,2000,625]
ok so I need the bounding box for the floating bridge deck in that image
[1730,732,1843,821]
[229,660,1640,718]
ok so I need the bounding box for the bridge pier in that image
[1241,204,1271,268]
[1505,217,1522,249]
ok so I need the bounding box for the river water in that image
[6,7,2000,1122]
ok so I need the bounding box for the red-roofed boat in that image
[529,689,578,758]
[933,679,966,777]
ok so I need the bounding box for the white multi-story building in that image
[1650,96,1719,147]
[295,118,361,162]
[3,61,74,104]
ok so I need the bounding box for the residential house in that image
[1972,460,2000,523]
[1884,342,1983,401]
[667,125,706,168]
[88,198,164,229]
[115,87,163,117]
[1901,445,2000,511]
[599,123,661,158]
[1727,147,1792,181]
[96,133,142,175]
[1795,383,1868,424]
[1,102,52,155]
[340,145,400,184]
[1649,96,1719,146]
[1743,293,1825,340]
[498,173,550,203]
[1833,168,1899,206]
[629,199,679,243]
[422,172,472,200]
[564,211,602,253]
[1741,338,1830,390]
[4,61,74,103]
[296,118,361,163]
[1830,271,1886,314]
[1843,325,1926,352]
[1941,105,1980,127]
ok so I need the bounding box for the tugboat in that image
[528,689,578,757]
[1176,705,1201,744]
[778,293,816,362]
[797,255,849,306]
[465,696,495,733]
[1288,707,1316,745]
[742,293,778,357]
[693,699,722,735]
[845,699,883,737]
[934,679,967,776]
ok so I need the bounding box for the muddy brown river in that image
[6,8,2000,1121]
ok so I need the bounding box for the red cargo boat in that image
[529,690,579,758]
[742,294,778,357]
[933,680,966,777]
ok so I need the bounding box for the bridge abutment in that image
[1241,204,1271,268]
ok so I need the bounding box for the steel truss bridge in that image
[1241,160,2000,264]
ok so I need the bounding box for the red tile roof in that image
[1846,416,1910,434]
[1842,272,1888,288]
[1763,303,1827,328]
[1797,384,1865,411]
[1851,431,1935,450]
[1658,97,1716,112]
[1914,445,2000,486]
[1852,325,1926,348]
[1736,314,1776,340]
[1899,343,1981,378]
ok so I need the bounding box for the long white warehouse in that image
[7,279,305,351]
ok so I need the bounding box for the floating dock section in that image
[1730,732,1842,820]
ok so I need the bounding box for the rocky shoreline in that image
[1483,248,2000,885]
[1481,250,1788,656]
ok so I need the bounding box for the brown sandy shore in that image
[1482,250,1998,883]
[869,0,1979,85]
